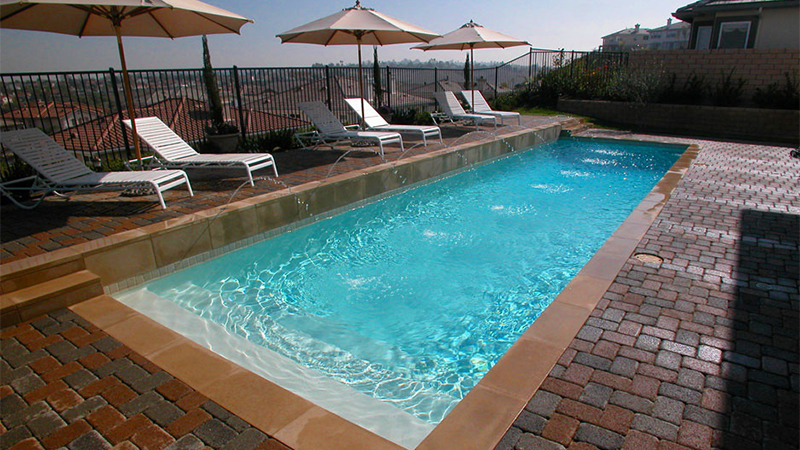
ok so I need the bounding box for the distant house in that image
[601,24,651,52]
[1,101,106,134]
[673,0,800,49]
[648,19,691,50]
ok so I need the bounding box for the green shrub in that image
[391,108,434,125]
[753,72,800,110]
[239,128,299,153]
[710,69,746,107]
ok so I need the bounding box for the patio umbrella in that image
[413,20,529,111]
[276,0,439,127]
[0,0,252,168]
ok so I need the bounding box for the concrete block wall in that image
[558,99,800,145]
[628,49,800,100]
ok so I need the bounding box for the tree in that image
[373,46,383,107]
[202,35,236,134]
[463,54,471,90]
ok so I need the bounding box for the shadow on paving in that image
[722,209,799,449]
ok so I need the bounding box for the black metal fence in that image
[0,49,628,180]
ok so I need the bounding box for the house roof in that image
[674,0,799,21]
[650,21,691,32]
[602,26,651,39]
[2,101,106,121]
[50,97,305,155]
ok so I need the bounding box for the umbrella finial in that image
[462,20,481,28]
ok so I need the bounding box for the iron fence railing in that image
[0,49,628,180]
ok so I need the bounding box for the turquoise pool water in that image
[117,138,681,436]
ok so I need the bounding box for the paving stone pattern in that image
[0,309,290,450]
[0,116,564,262]
[496,131,800,450]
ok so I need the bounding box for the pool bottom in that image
[116,288,434,449]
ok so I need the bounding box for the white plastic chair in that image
[0,128,192,209]
[296,101,403,157]
[433,91,496,130]
[123,117,278,186]
[344,98,443,146]
[461,90,521,125]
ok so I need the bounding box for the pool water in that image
[116,138,682,444]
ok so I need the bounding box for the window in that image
[718,21,750,49]
[696,25,712,49]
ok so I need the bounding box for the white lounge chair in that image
[123,117,278,187]
[0,128,192,209]
[433,91,496,130]
[296,101,403,157]
[344,98,443,146]
[461,90,521,125]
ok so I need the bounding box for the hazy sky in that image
[0,0,690,73]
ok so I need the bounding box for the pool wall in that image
[0,124,559,326]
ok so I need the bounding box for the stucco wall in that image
[757,8,800,49]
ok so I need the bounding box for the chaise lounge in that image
[296,101,403,157]
[461,90,521,125]
[344,98,443,146]
[123,117,278,186]
[0,128,193,209]
[433,91,497,130]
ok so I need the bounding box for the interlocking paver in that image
[1,311,282,450]
[498,131,800,450]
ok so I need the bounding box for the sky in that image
[0,0,691,73]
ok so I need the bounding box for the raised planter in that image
[205,132,240,153]
[557,99,800,145]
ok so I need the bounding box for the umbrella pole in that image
[114,24,143,170]
[357,38,366,129]
[470,45,475,113]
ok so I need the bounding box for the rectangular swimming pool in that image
[115,138,683,448]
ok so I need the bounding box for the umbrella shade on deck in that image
[277,0,439,127]
[0,0,252,167]
[414,20,529,110]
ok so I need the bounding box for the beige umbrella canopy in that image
[414,20,529,109]
[0,0,252,167]
[277,0,439,126]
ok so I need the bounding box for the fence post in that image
[109,67,131,159]
[232,66,247,139]
[528,48,533,79]
[324,65,332,109]
[494,66,499,99]
[434,67,438,92]
[386,66,392,110]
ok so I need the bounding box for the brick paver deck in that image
[1,309,289,450]
[496,130,799,450]
[2,123,799,450]
[0,116,564,262]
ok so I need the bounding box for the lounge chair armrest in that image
[344,124,361,131]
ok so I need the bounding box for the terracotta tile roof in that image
[1,101,106,120]
[49,97,306,155]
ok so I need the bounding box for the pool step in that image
[561,118,590,137]
[0,270,103,328]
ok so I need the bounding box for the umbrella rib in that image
[188,11,241,34]
[147,11,175,39]
[0,3,36,21]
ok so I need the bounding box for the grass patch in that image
[516,106,621,130]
